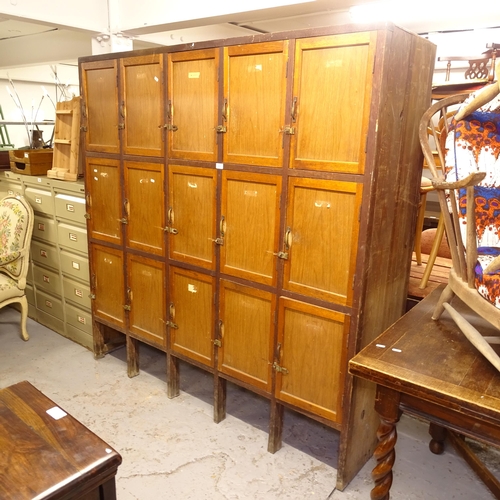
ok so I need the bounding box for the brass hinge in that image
[89,293,96,300]
[276,251,288,260]
[213,339,222,347]
[213,237,224,245]
[167,124,178,131]
[118,123,125,130]
[84,213,91,220]
[216,125,227,133]
[80,126,87,132]
[283,126,295,135]
[123,305,131,311]
[166,320,178,329]
[163,226,178,234]
[273,362,289,374]
[119,217,128,224]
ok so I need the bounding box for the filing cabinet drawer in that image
[57,222,88,253]
[33,215,57,243]
[65,303,92,336]
[33,266,62,297]
[55,193,86,224]
[24,187,54,216]
[36,308,64,333]
[31,240,60,271]
[35,289,64,320]
[63,276,91,309]
[2,180,22,198]
[60,250,90,282]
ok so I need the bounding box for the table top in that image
[349,286,500,425]
[0,380,122,499]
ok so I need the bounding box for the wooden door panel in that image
[220,171,281,286]
[127,253,166,349]
[284,177,362,306]
[121,54,164,157]
[218,280,274,392]
[81,60,120,154]
[223,41,288,167]
[124,161,165,256]
[168,165,217,270]
[169,266,214,366]
[276,297,348,422]
[290,32,376,173]
[86,157,122,245]
[91,244,125,328]
[168,49,218,161]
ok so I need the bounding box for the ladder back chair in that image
[419,91,500,372]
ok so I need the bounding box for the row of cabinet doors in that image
[92,240,349,424]
[80,31,376,173]
[87,158,362,308]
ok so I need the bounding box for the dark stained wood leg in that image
[214,374,226,423]
[126,337,139,378]
[99,477,117,500]
[429,422,447,454]
[93,320,105,359]
[166,353,180,399]
[268,399,284,453]
[371,385,402,500]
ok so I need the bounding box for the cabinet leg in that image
[127,337,139,378]
[429,422,447,455]
[93,320,105,359]
[214,374,226,423]
[167,353,180,399]
[268,400,284,453]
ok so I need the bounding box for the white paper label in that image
[46,406,67,420]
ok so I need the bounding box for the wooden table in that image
[0,380,122,499]
[349,286,500,500]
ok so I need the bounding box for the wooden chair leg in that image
[419,213,445,289]
[19,296,29,341]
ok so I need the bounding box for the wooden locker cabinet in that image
[80,23,435,491]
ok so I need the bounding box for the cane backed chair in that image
[0,195,34,340]
[419,91,500,372]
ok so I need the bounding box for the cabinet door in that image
[168,165,217,270]
[275,297,347,423]
[127,253,166,349]
[220,170,281,286]
[283,177,362,306]
[80,60,120,154]
[124,160,165,256]
[91,244,125,329]
[121,54,165,157]
[289,32,376,173]
[86,157,122,245]
[223,41,288,167]
[167,49,218,161]
[169,266,214,367]
[218,280,274,392]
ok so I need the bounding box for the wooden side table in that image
[349,286,500,500]
[0,380,122,499]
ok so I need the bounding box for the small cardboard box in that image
[9,149,53,176]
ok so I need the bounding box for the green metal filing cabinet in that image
[0,171,91,350]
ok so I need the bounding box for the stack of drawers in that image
[0,170,91,350]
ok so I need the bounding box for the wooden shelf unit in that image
[79,23,436,490]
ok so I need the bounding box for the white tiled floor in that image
[1,307,498,499]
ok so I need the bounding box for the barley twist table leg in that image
[370,417,397,500]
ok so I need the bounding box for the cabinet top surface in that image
[349,286,500,420]
[0,380,121,499]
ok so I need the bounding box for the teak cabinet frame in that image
[79,23,435,490]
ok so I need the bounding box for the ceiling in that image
[1,0,500,80]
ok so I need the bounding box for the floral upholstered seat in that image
[0,195,34,340]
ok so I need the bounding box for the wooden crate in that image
[9,149,53,176]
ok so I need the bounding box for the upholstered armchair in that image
[0,195,34,340]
